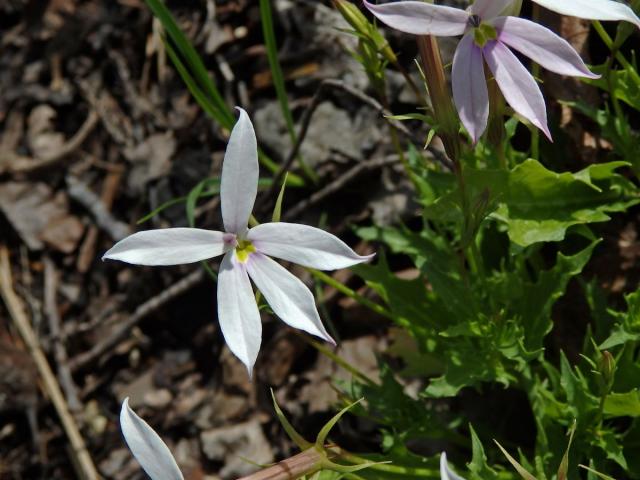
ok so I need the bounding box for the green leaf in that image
[579,464,616,480]
[600,289,640,349]
[144,0,305,185]
[272,172,288,222]
[468,424,499,480]
[495,441,538,480]
[259,0,315,181]
[595,429,627,470]
[185,178,213,227]
[427,159,638,247]
[603,390,640,417]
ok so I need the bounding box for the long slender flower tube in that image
[120,398,184,480]
[440,452,466,480]
[364,0,600,143]
[103,108,373,375]
[529,0,640,28]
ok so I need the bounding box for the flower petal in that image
[221,107,259,235]
[483,40,551,140]
[217,251,262,375]
[532,0,640,29]
[452,34,489,143]
[363,0,468,36]
[470,0,514,20]
[102,228,230,265]
[440,452,466,480]
[246,253,334,344]
[492,16,599,78]
[247,222,374,270]
[120,398,184,480]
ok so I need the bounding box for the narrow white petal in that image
[483,40,552,140]
[363,0,468,36]
[532,0,640,29]
[440,452,467,480]
[221,107,259,235]
[471,0,514,20]
[217,251,262,375]
[492,16,599,78]
[246,253,334,344]
[247,222,374,270]
[120,398,184,480]
[102,228,230,265]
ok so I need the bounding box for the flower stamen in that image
[472,22,497,47]
[235,239,256,263]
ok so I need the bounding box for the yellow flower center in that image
[472,21,497,47]
[235,239,256,263]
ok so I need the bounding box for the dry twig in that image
[66,174,130,241]
[44,256,82,412]
[70,268,207,372]
[264,77,449,205]
[283,155,398,221]
[7,111,99,175]
[76,168,124,272]
[0,246,99,480]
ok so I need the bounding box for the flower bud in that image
[598,350,616,391]
[333,0,398,64]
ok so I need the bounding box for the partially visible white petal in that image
[120,398,184,480]
[440,452,466,480]
[483,40,552,140]
[217,251,262,375]
[363,0,468,36]
[102,228,230,265]
[532,0,640,29]
[247,222,374,270]
[246,253,334,344]
[470,0,514,20]
[452,34,489,143]
[492,16,599,78]
[221,107,259,235]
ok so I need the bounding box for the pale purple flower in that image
[364,0,600,142]
[120,398,183,480]
[441,452,466,480]
[103,108,373,374]
[530,0,640,28]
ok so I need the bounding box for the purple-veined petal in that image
[363,0,468,36]
[102,228,230,265]
[247,222,374,270]
[221,107,259,235]
[470,0,514,20]
[531,0,640,29]
[452,34,489,143]
[492,16,599,78]
[246,253,334,344]
[483,40,552,140]
[440,452,466,480]
[120,398,184,480]
[217,251,262,375]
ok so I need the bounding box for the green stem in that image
[593,21,640,86]
[593,21,627,123]
[302,335,377,386]
[339,452,440,478]
[307,269,392,320]
[339,451,514,479]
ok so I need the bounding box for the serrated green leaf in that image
[426,159,638,247]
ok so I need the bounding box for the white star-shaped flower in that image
[103,108,373,374]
